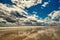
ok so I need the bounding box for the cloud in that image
[0,3,44,26]
[42,2,48,7]
[45,10,60,23]
[12,0,42,8]
[42,10,60,26]
[0,2,60,26]
[0,3,28,15]
[0,3,28,23]
[48,10,60,19]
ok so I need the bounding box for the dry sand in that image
[0,26,60,40]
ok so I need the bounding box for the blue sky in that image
[25,0,60,19]
[0,0,60,19]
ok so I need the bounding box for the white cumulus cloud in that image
[42,2,48,7]
[48,10,60,19]
[0,1,60,26]
[11,0,42,8]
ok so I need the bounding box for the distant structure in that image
[12,0,42,8]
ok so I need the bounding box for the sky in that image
[0,0,60,19]
[25,0,60,18]
[0,0,60,26]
